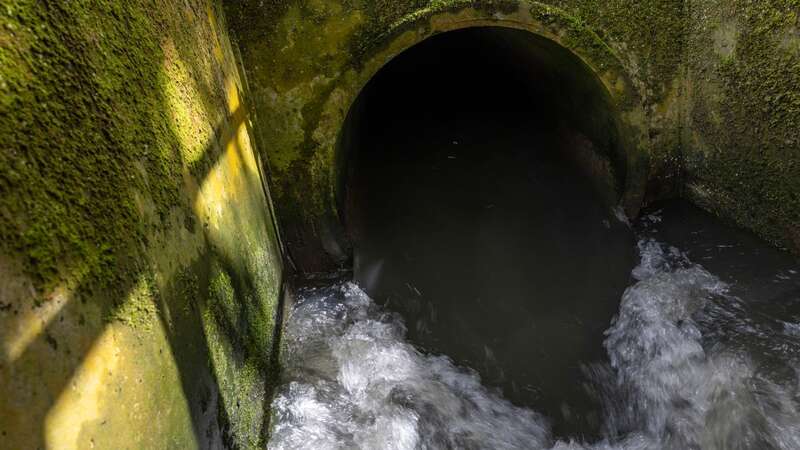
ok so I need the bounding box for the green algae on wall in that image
[685,0,800,252]
[542,0,687,199]
[230,0,799,265]
[0,1,283,448]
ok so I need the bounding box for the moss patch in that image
[685,0,800,252]
[1,1,191,293]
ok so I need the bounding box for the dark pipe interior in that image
[340,27,636,439]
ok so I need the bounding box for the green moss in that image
[343,0,683,102]
[686,0,800,252]
[201,256,273,449]
[528,3,640,107]
[347,0,522,67]
[108,274,159,330]
[551,0,686,105]
[1,1,284,447]
[1,1,194,294]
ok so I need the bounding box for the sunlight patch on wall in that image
[161,38,215,166]
[1,277,74,364]
[43,276,197,450]
[193,115,257,237]
[44,325,120,450]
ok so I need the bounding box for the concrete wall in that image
[684,0,800,253]
[228,0,799,270]
[0,1,283,448]
[226,0,687,272]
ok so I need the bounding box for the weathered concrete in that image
[1,0,799,447]
[226,0,690,272]
[0,1,283,448]
[228,0,798,270]
[684,0,800,253]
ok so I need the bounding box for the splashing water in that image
[267,239,800,450]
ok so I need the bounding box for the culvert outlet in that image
[337,27,637,437]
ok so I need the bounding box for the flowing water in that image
[347,111,636,438]
[267,203,800,450]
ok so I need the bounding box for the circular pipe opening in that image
[338,27,636,437]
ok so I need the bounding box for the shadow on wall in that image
[6,105,279,450]
[0,1,282,449]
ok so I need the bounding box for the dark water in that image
[637,200,800,306]
[349,110,635,438]
[344,103,800,441]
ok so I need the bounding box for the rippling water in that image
[268,231,800,449]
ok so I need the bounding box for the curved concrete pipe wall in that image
[227,1,657,273]
[229,0,800,269]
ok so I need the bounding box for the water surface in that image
[350,111,636,438]
[268,202,800,449]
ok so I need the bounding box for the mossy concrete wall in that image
[226,0,687,272]
[1,1,283,449]
[228,0,799,268]
[684,0,800,253]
